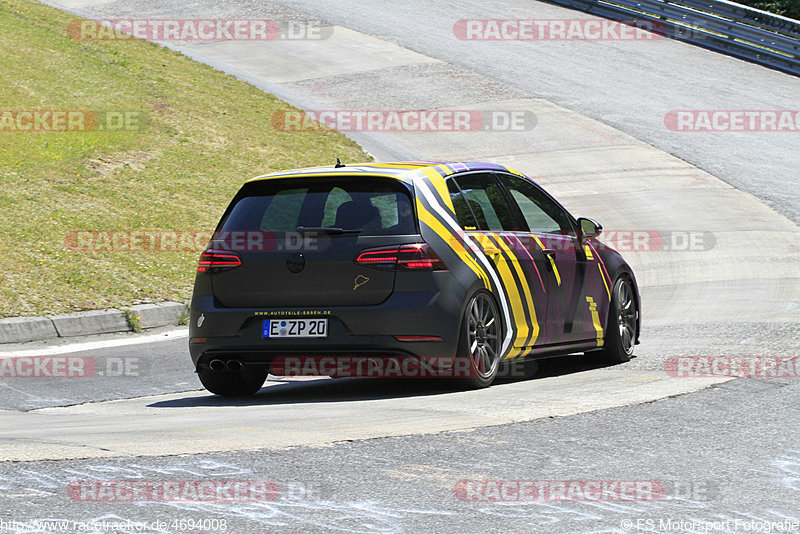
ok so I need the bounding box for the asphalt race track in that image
[2,0,799,532]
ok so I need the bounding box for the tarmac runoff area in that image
[1,0,796,461]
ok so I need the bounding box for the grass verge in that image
[0,0,370,317]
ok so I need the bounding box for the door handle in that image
[483,247,502,256]
[542,249,557,258]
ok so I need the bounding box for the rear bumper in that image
[189,278,466,370]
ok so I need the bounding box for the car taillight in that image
[355,243,447,271]
[197,249,241,273]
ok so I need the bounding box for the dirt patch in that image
[86,151,157,177]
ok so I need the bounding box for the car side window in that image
[448,173,516,231]
[499,174,573,234]
[447,179,478,230]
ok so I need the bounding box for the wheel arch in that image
[456,282,508,356]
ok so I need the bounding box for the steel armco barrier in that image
[544,0,800,76]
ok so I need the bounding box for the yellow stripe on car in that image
[416,201,490,288]
[474,233,530,351]
[598,263,611,300]
[423,166,457,213]
[496,235,540,347]
[586,296,604,347]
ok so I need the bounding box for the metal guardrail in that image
[544,0,800,76]
[680,0,800,37]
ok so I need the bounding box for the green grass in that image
[0,0,370,317]
[737,0,800,19]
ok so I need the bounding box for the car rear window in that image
[219,176,417,235]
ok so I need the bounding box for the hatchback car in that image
[189,162,640,396]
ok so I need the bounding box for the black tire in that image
[456,291,503,388]
[197,367,267,397]
[598,276,638,363]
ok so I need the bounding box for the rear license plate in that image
[262,319,328,338]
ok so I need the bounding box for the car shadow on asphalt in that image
[148,353,625,408]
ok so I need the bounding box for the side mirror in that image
[578,217,602,240]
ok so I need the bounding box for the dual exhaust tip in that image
[209,359,243,372]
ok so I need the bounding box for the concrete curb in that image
[0,302,188,344]
[124,302,189,330]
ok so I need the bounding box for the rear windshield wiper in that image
[295,226,362,234]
